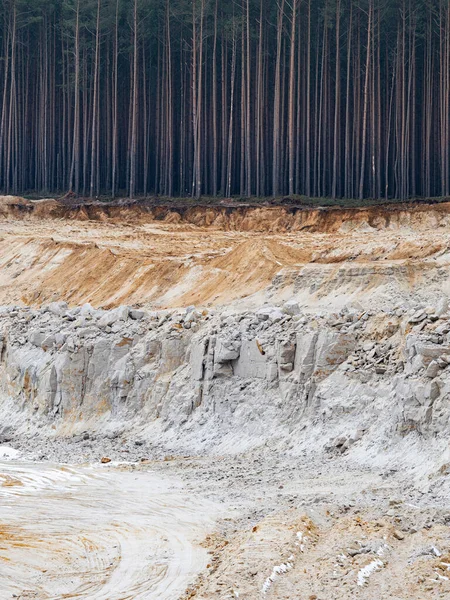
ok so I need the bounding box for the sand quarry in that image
[1,196,450,599]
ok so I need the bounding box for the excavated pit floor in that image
[1,449,450,600]
[0,458,220,600]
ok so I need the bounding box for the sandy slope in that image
[2,198,450,311]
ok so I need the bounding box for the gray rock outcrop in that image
[1,300,450,453]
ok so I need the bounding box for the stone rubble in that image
[1,298,450,453]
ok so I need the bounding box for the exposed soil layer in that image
[4,194,450,233]
[2,195,450,311]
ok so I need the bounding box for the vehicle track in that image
[0,461,219,599]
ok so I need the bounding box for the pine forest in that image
[0,0,449,200]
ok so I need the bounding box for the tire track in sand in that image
[0,461,220,599]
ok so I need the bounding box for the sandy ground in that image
[2,446,450,600]
[0,458,221,600]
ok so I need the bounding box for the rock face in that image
[1,300,450,451]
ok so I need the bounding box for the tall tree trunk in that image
[288,0,297,196]
[129,0,138,198]
[359,0,373,200]
[90,0,101,198]
[272,0,285,197]
[332,0,341,198]
[69,0,80,194]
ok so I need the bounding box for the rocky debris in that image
[256,306,285,323]
[345,338,402,376]
[327,430,365,454]
[282,300,301,316]
[130,309,145,320]
[1,298,450,451]
[409,310,428,324]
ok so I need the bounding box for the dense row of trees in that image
[0,0,449,199]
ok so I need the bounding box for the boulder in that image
[409,310,427,324]
[130,309,145,321]
[114,306,130,321]
[190,339,207,381]
[99,306,129,327]
[294,332,318,379]
[313,331,357,380]
[425,361,441,379]
[215,339,241,363]
[184,310,202,325]
[415,343,450,365]
[55,331,69,348]
[233,339,267,379]
[159,338,187,374]
[29,331,46,347]
[283,300,301,316]
[435,298,449,317]
[41,335,56,350]
[278,340,296,373]
[46,301,68,316]
[79,303,96,317]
